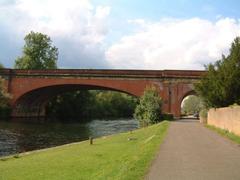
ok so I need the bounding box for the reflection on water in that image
[0,119,138,157]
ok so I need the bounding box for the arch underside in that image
[12,84,137,118]
[181,90,197,103]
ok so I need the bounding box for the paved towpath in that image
[146,119,240,180]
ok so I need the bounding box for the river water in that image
[0,119,138,157]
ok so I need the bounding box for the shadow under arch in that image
[12,84,138,118]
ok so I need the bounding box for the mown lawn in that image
[0,121,169,180]
[206,124,240,144]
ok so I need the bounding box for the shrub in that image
[0,77,11,119]
[0,106,11,119]
[199,109,208,119]
[134,86,162,127]
[161,113,174,121]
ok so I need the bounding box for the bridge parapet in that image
[0,69,206,79]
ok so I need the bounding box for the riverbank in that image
[0,118,138,157]
[0,121,169,180]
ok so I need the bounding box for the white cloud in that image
[0,0,111,68]
[106,17,240,70]
[1,1,240,70]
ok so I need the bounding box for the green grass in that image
[206,124,240,144]
[0,121,169,180]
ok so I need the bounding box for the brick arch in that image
[10,77,153,107]
[13,84,141,109]
[172,84,197,118]
[176,88,199,117]
[11,81,151,117]
[13,83,139,106]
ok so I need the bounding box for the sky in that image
[0,0,240,70]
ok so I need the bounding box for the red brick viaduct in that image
[0,69,205,119]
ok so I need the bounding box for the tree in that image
[46,91,93,121]
[0,63,11,118]
[0,63,10,107]
[92,91,137,118]
[134,86,162,127]
[15,31,58,69]
[195,37,240,108]
[46,90,138,121]
[0,78,11,108]
[182,95,202,115]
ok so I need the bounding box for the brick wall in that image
[208,106,240,136]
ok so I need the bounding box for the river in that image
[0,118,139,157]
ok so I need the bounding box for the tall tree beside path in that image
[195,37,240,108]
[15,31,58,69]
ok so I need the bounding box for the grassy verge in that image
[206,124,240,144]
[0,121,169,180]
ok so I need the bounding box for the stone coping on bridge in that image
[0,69,206,79]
